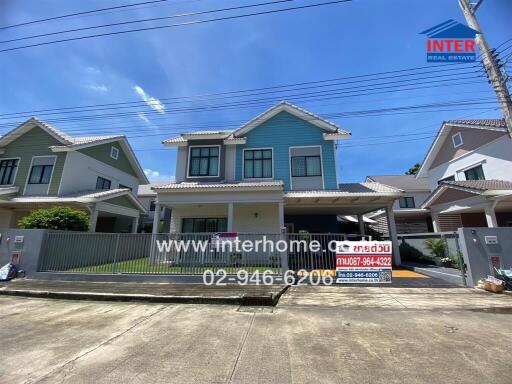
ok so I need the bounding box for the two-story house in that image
[365,175,432,234]
[0,117,148,232]
[152,102,404,264]
[417,119,512,231]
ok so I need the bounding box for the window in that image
[291,156,322,177]
[96,176,111,190]
[452,132,463,148]
[399,196,415,208]
[0,159,19,185]
[28,164,53,184]
[188,146,219,177]
[464,164,485,181]
[244,149,272,179]
[438,175,455,185]
[110,146,119,160]
[181,218,227,233]
[119,184,132,191]
[149,201,156,211]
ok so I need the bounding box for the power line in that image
[0,0,295,45]
[0,0,172,30]
[0,0,352,53]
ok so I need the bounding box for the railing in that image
[38,232,366,275]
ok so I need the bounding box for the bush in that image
[424,238,446,259]
[18,206,89,231]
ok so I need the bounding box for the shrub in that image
[424,238,446,259]
[399,242,435,265]
[18,206,89,231]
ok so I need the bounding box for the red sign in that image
[336,255,392,269]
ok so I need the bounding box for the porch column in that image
[89,207,99,232]
[132,216,139,233]
[484,201,498,228]
[278,202,284,230]
[431,213,440,232]
[386,203,401,266]
[152,202,161,234]
[358,215,366,237]
[227,203,234,232]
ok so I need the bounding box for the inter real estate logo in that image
[420,19,480,63]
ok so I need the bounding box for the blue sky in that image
[0,0,510,183]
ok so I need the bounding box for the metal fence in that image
[397,232,463,267]
[38,232,366,275]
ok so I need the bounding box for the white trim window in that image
[291,155,322,177]
[452,132,463,148]
[96,176,111,190]
[188,146,220,177]
[243,148,273,179]
[0,158,19,185]
[110,146,119,160]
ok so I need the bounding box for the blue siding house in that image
[153,101,402,253]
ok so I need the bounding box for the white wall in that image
[58,151,140,195]
[233,203,280,233]
[427,136,512,190]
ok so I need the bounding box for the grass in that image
[68,257,281,274]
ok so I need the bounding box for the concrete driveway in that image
[0,287,511,383]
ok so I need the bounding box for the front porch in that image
[152,181,404,265]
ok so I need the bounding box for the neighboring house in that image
[0,117,148,232]
[152,102,404,263]
[365,175,433,234]
[417,118,512,231]
[137,183,171,233]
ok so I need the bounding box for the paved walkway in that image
[402,262,464,286]
[0,287,511,383]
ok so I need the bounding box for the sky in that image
[0,0,510,184]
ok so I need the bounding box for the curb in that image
[0,285,291,306]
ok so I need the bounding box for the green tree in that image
[405,163,421,175]
[18,206,89,231]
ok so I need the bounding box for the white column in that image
[152,202,161,234]
[278,202,284,230]
[386,203,401,266]
[132,216,139,233]
[227,203,234,232]
[431,213,440,232]
[358,214,366,237]
[484,201,498,228]
[89,207,99,232]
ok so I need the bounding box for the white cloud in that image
[144,168,174,183]
[85,84,108,92]
[137,112,151,124]
[133,85,166,113]
[85,66,101,74]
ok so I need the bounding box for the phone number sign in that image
[335,241,392,283]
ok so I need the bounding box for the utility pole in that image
[459,0,512,137]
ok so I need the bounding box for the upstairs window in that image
[244,149,272,179]
[291,156,322,177]
[28,164,53,184]
[438,175,455,185]
[399,196,415,208]
[452,132,463,148]
[0,159,19,185]
[464,164,485,181]
[96,176,111,190]
[189,146,219,177]
[110,146,119,160]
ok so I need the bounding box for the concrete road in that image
[0,287,511,384]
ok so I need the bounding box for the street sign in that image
[335,241,392,283]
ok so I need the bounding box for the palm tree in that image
[424,238,446,259]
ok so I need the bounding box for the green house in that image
[0,117,149,232]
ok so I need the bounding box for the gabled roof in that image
[338,182,403,194]
[233,101,350,137]
[365,175,430,191]
[0,117,148,184]
[416,118,508,178]
[421,180,512,209]
[162,101,351,146]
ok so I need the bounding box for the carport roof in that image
[153,181,284,192]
